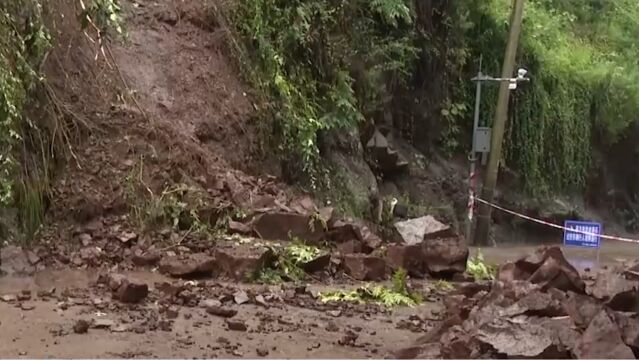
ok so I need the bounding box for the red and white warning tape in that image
[472,196,639,244]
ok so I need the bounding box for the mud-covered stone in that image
[498,246,585,293]
[613,312,639,350]
[115,280,149,303]
[528,247,585,293]
[214,245,273,280]
[251,211,324,243]
[300,253,331,273]
[228,220,252,235]
[132,251,161,266]
[394,215,452,246]
[477,316,558,358]
[574,308,635,359]
[206,305,238,318]
[421,236,468,275]
[0,246,36,276]
[342,254,387,281]
[591,269,639,312]
[563,291,603,329]
[386,244,425,278]
[335,240,364,255]
[226,319,248,331]
[159,254,216,278]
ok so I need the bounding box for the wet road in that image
[475,240,639,271]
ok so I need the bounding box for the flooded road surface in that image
[475,240,639,271]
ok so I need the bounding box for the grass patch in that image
[466,250,497,280]
[251,243,326,284]
[319,268,422,307]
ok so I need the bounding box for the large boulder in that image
[393,215,452,246]
[573,308,635,359]
[342,254,387,281]
[213,245,274,281]
[421,235,469,276]
[251,211,325,243]
[386,244,426,278]
[498,246,585,293]
[159,254,216,278]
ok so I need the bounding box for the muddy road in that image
[0,269,441,358]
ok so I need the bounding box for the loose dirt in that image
[0,270,440,358]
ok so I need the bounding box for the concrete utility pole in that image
[473,0,525,246]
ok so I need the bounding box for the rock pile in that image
[393,246,639,359]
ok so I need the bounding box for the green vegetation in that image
[232,0,418,187]
[0,0,124,241]
[252,243,325,284]
[466,250,497,280]
[231,0,639,201]
[464,0,639,193]
[319,268,422,307]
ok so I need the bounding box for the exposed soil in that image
[0,270,440,358]
[5,0,639,358]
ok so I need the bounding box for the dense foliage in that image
[233,0,420,186]
[0,0,122,238]
[234,0,639,197]
[0,0,49,205]
[471,0,639,193]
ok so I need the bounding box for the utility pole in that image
[473,0,525,246]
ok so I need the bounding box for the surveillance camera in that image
[517,68,528,78]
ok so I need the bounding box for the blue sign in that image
[563,220,601,248]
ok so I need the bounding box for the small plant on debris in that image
[466,250,497,281]
[432,279,454,292]
[319,268,422,307]
[123,161,211,234]
[252,242,324,284]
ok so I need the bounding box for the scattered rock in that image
[114,280,148,303]
[199,299,222,308]
[159,254,216,278]
[300,253,331,273]
[214,245,273,281]
[498,246,585,293]
[0,294,17,302]
[92,318,116,329]
[421,235,468,276]
[252,211,324,243]
[78,233,92,246]
[256,347,269,357]
[591,269,639,312]
[17,290,31,301]
[338,330,358,346]
[0,246,34,275]
[118,232,138,244]
[233,290,250,305]
[613,312,639,349]
[325,321,339,332]
[228,220,252,235]
[73,320,90,334]
[226,319,248,331]
[391,344,441,359]
[394,216,452,246]
[335,240,363,255]
[165,306,180,319]
[132,251,161,266]
[20,303,35,311]
[573,309,635,359]
[476,316,557,358]
[386,244,425,278]
[206,305,238,318]
[342,254,387,281]
[562,291,603,329]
